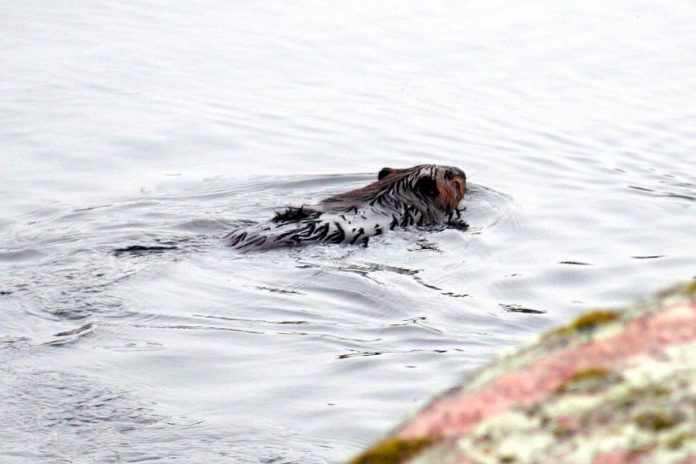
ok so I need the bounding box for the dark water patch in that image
[132,322,265,335]
[195,313,310,326]
[629,185,654,193]
[441,292,470,298]
[560,261,592,266]
[337,348,452,360]
[665,193,696,201]
[632,255,666,260]
[46,322,96,346]
[254,285,305,295]
[389,317,444,334]
[338,350,383,359]
[500,304,547,314]
[113,244,179,256]
[73,203,114,212]
[408,238,442,252]
[628,185,696,202]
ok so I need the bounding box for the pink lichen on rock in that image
[592,448,652,464]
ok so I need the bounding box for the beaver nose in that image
[453,177,466,195]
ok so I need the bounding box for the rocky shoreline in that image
[351,282,696,464]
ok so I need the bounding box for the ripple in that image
[46,322,97,346]
[0,368,242,463]
[0,248,45,262]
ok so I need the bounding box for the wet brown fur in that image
[226,164,467,251]
[320,164,466,214]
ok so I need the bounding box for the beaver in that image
[225,164,467,251]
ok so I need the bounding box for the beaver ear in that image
[416,176,438,197]
[378,167,395,180]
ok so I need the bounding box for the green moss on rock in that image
[634,411,681,431]
[545,310,619,339]
[667,432,692,449]
[556,366,613,393]
[685,280,696,296]
[552,423,576,438]
[350,437,438,464]
[616,385,669,411]
[566,366,610,383]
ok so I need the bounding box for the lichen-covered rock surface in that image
[351,282,696,464]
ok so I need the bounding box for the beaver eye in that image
[445,169,466,182]
[416,176,438,197]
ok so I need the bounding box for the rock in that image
[351,282,696,464]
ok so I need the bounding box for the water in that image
[2,1,696,462]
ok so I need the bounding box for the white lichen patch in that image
[546,393,603,418]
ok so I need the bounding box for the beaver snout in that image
[453,177,466,196]
[445,172,466,200]
[444,168,467,198]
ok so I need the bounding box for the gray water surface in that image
[2,1,696,462]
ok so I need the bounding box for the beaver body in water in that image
[225,164,467,251]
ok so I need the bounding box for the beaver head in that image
[320,164,467,221]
